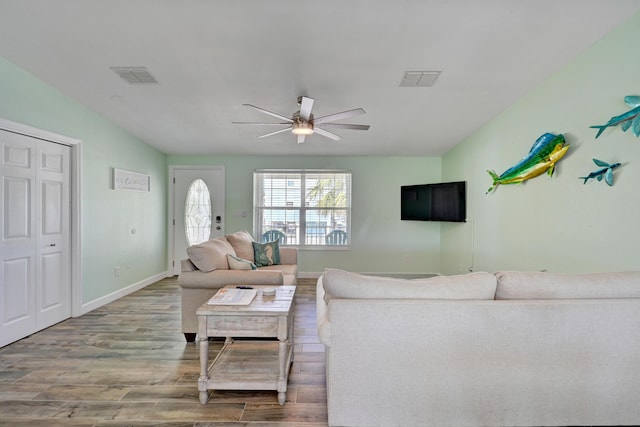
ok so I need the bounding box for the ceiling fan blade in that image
[243,104,293,123]
[314,127,342,141]
[232,122,292,126]
[314,108,366,125]
[297,134,306,144]
[319,123,370,131]
[298,96,314,121]
[258,126,292,139]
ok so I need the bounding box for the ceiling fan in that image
[233,96,370,143]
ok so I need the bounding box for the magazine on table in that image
[207,287,257,305]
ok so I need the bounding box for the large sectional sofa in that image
[317,268,640,427]
[178,230,297,341]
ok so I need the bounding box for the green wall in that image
[441,11,640,275]
[168,155,442,274]
[0,57,168,304]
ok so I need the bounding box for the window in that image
[254,170,351,248]
[184,179,211,246]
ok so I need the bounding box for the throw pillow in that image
[252,240,281,267]
[227,254,257,270]
[225,230,255,262]
[322,269,497,302]
[495,270,640,299]
[186,237,235,272]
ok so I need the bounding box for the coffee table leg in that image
[198,335,209,404]
[277,338,287,405]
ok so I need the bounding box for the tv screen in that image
[401,181,466,222]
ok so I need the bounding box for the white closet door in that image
[0,130,71,347]
[36,140,70,329]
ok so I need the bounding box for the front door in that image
[0,130,71,347]
[170,167,225,275]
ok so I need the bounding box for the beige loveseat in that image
[179,230,297,341]
[317,269,640,427]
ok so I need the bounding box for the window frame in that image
[253,169,351,249]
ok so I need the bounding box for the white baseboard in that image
[80,271,169,315]
[298,272,323,279]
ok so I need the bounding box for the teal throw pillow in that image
[252,240,281,267]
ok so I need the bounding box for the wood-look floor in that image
[0,277,328,426]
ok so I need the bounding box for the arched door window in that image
[185,179,211,246]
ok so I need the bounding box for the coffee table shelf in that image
[205,340,293,392]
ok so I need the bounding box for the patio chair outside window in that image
[262,229,287,245]
[325,230,348,245]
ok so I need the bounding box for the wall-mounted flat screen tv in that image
[401,181,466,222]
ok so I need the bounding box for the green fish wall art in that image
[590,95,640,138]
[486,133,569,194]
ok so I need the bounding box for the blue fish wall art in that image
[579,159,621,186]
[590,95,640,138]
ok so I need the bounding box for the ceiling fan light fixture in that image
[292,122,314,135]
[234,96,368,142]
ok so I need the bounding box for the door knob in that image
[216,226,221,230]
[49,243,56,247]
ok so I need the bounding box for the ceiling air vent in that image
[400,70,441,87]
[110,67,158,84]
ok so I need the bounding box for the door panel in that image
[5,177,30,238]
[3,257,31,324]
[41,252,62,310]
[36,141,70,328]
[42,180,62,234]
[4,143,31,168]
[1,133,36,344]
[171,167,225,275]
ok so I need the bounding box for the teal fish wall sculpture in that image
[590,95,640,138]
[579,159,621,186]
[486,133,569,194]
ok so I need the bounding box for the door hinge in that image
[173,177,175,184]
[173,219,175,226]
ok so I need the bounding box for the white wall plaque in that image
[113,168,150,192]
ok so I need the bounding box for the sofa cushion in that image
[225,230,255,262]
[227,254,257,270]
[495,270,640,299]
[253,240,281,267]
[322,269,497,302]
[186,237,235,272]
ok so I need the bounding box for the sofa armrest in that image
[316,276,331,347]
[178,269,284,289]
[181,258,197,272]
[279,247,297,266]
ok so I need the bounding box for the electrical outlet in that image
[114,266,121,277]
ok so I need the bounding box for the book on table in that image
[207,288,257,305]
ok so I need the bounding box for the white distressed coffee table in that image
[196,285,296,405]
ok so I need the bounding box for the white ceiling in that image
[1,1,639,157]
